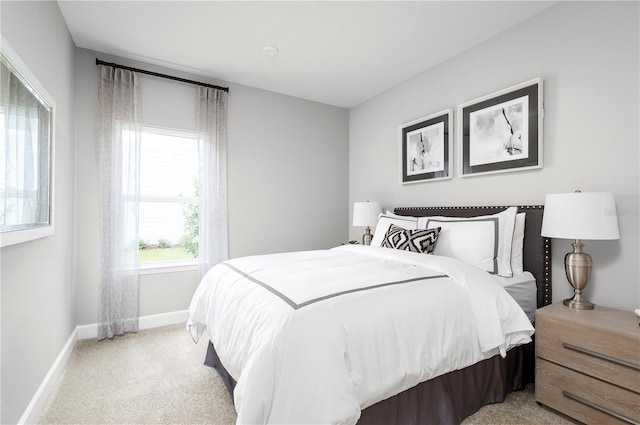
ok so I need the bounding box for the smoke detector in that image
[262,45,279,56]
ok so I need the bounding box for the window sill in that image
[1,225,54,247]
[139,260,198,275]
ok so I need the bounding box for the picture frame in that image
[458,78,543,177]
[1,36,56,247]
[399,109,452,184]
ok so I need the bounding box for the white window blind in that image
[138,127,199,265]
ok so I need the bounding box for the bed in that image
[187,205,551,425]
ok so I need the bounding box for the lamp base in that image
[563,295,595,310]
[563,240,594,310]
[362,227,373,246]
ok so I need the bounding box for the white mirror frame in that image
[1,36,55,247]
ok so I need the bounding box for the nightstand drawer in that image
[536,358,640,424]
[536,310,640,393]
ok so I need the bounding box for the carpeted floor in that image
[37,324,572,425]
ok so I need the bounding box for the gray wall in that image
[349,1,639,311]
[2,6,348,420]
[2,1,637,423]
[74,49,350,325]
[0,2,77,424]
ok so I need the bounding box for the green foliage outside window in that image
[157,238,171,249]
[180,180,199,258]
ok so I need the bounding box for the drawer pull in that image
[563,391,640,425]
[563,343,640,371]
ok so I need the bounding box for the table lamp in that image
[353,201,381,245]
[541,191,620,310]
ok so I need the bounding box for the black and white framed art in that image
[399,109,452,184]
[458,78,543,177]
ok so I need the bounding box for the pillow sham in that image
[381,224,441,254]
[424,218,500,274]
[511,212,526,275]
[421,206,517,277]
[371,214,418,247]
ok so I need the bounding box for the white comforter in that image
[187,245,534,425]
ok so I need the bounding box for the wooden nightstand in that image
[535,303,640,424]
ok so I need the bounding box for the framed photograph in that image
[399,109,452,184]
[458,78,543,177]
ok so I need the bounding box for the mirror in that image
[1,37,55,247]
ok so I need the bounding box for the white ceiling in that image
[58,1,558,108]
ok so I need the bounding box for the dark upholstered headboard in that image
[393,205,551,308]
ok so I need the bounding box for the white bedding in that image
[187,245,534,425]
[495,271,537,323]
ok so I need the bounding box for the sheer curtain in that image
[94,65,141,339]
[196,86,228,279]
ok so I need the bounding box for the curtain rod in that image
[95,58,229,93]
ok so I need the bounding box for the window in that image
[138,127,199,267]
[1,37,55,247]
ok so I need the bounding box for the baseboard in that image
[139,309,190,331]
[18,309,190,424]
[76,322,99,340]
[76,309,190,340]
[17,327,78,425]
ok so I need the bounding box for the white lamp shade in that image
[353,201,381,227]
[541,192,620,240]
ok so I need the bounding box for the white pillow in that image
[425,218,499,273]
[370,214,418,247]
[421,207,517,277]
[511,213,526,275]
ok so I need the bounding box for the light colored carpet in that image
[37,324,571,425]
[37,324,237,425]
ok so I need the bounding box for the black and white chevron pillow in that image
[381,224,441,254]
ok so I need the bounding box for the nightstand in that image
[535,303,640,424]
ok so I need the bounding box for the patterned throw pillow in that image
[381,224,441,254]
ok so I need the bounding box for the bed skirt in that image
[204,338,535,425]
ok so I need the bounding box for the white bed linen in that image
[494,271,537,323]
[187,245,534,425]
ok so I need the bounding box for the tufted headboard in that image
[393,205,551,308]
